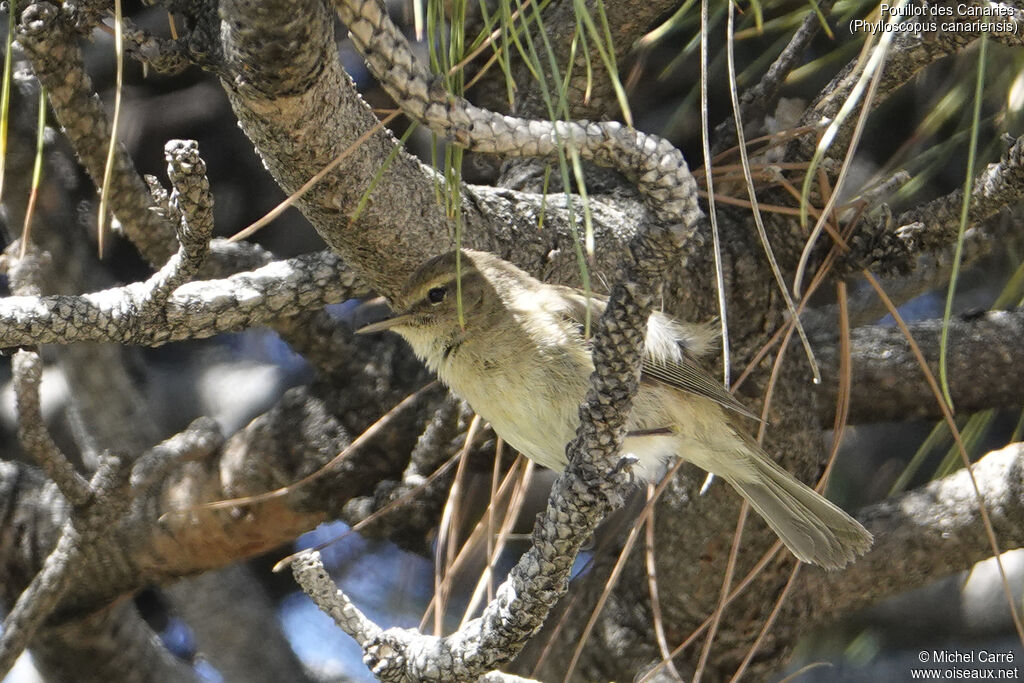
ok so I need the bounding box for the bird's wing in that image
[641,356,762,421]
[554,285,761,422]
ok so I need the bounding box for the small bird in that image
[359,249,872,569]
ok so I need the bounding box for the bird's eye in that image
[427,286,447,304]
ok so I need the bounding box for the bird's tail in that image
[724,449,872,570]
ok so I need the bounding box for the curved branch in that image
[337,0,702,230]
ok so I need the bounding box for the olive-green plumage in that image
[360,250,872,569]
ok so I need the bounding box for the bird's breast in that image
[438,337,590,471]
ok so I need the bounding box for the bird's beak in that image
[356,313,412,334]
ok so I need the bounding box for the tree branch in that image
[846,134,1024,276]
[798,442,1024,622]
[217,0,452,294]
[18,1,179,263]
[0,455,132,678]
[0,250,361,347]
[712,0,835,154]
[815,309,1024,424]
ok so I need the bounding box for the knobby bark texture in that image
[0,0,1023,681]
